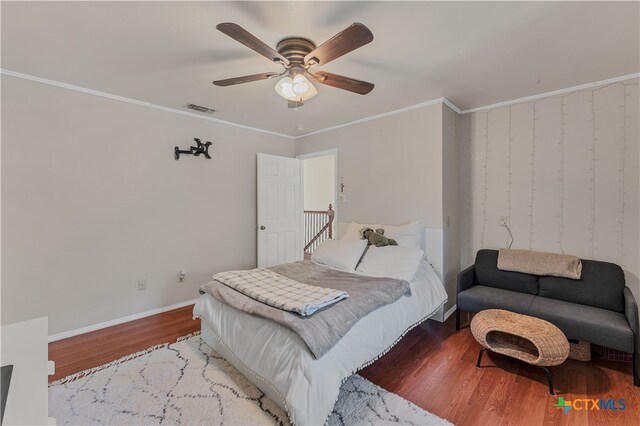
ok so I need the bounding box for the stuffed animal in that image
[360,227,398,247]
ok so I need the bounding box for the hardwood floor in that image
[49,307,639,425]
[361,311,640,426]
[48,305,200,382]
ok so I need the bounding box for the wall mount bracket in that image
[175,138,212,160]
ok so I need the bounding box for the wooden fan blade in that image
[304,23,373,66]
[309,71,374,95]
[213,72,281,86]
[216,23,290,65]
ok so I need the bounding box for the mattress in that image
[193,258,447,425]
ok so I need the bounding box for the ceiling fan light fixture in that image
[292,74,310,94]
[277,76,295,98]
[275,74,317,102]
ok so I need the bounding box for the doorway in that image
[297,149,337,257]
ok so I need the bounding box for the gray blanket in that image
[199,261,411,359]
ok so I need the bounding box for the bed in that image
[193,227,447,425]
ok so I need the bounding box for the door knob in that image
[260,225,266,230]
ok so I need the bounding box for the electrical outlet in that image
[178,270,186,283]
[339,193,347,203]
[498,216,509,227]
[137,279,147,291]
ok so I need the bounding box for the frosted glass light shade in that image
[292,74,309,94]
[275,74,317,101]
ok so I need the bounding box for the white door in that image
[257,153,303,268]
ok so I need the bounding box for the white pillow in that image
[383,221,423,249]
[311,239,368,272]
[340,221,382,241]
[356,246,425,282]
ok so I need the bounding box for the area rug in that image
[49,333,451,425]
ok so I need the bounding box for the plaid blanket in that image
[213,268,349,316]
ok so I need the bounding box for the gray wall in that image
[1,76,294,334]
[295,104,444,228]
[295,103,460,311]
[6,71,636,335]
[459,78,640,299]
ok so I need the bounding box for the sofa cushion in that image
[538,259,625,312]
[475,249,538,295]
[457,285,535,314]
[528,297,633,353]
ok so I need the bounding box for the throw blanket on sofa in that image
[497,249,582,279]
[213,268,349,316]
[200,261,411,358]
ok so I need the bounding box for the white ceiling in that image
[2,1,638,136]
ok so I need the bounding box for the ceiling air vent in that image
[184,103,216,114]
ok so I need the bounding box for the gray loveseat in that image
[456,249,639,386]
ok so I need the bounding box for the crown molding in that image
[442,98,463,114]
[295,97,448,139]
[295,73,639,138]
[0,69,295,140]
[459,72,640,114]
[1,68,457,139]
[4,68,637,139]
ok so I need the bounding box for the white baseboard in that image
[430,304,457,323]
[444,304,457,321]
[48,299,198,342]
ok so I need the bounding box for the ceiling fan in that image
[213,22,374,108]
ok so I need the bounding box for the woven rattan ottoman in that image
[471,309,570,395]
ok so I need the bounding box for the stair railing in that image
[303,204,335,255]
